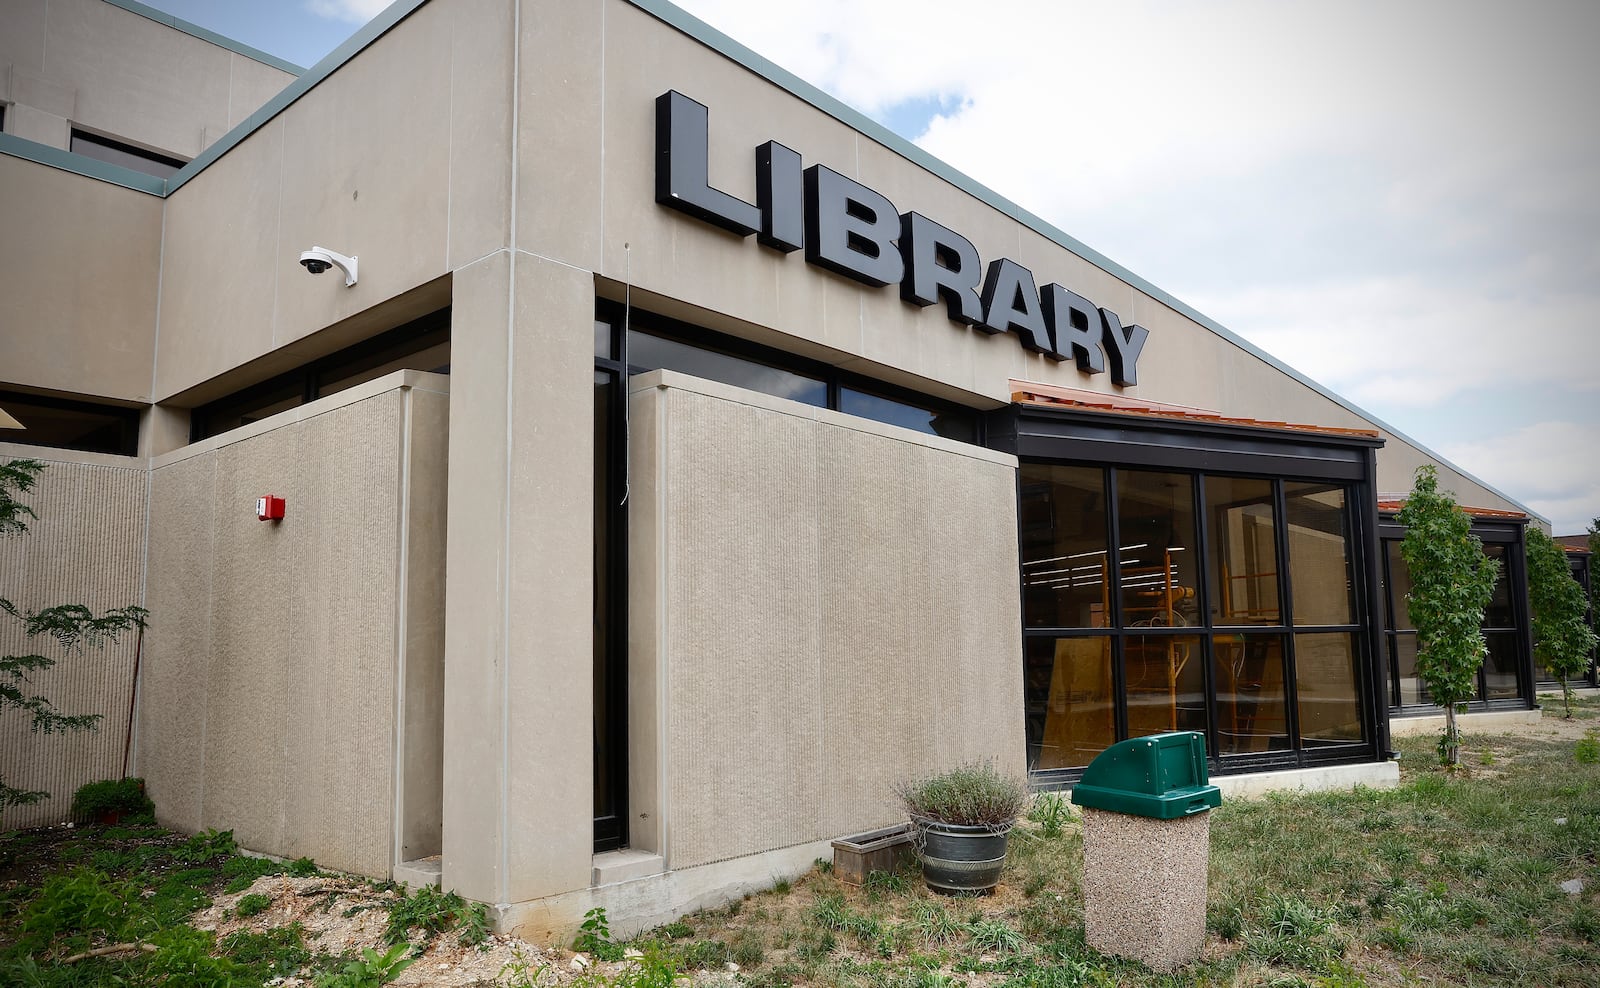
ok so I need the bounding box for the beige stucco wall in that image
[137,372,448,878]
[0,154,162,401]
[0,0,295,157]
[153,0,512,403]
[628,370,1026,871]
[0,443,147,830]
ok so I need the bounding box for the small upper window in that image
[69,129,188,179]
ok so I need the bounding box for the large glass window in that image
[70,129,188,179]
[1382,527,1532,709]
[1020,464,1369,778]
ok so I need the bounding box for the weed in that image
[864,867,912,899]
[968,918,1026,953]
[385,883,490,947]
[574,905,626,961]
[730,928,766,967]
[1027,792,1073,838]
[17,868,141,951]
[235,891,273,918]
[1242,896,1345,973]
[172,828,237,864]
[905,899,965,947]
[771,876,792,895]
[814,857,833,875]
[222,853,283,892]
[220,923,312,977]
[1575,730,1600,764]
[657,920,694,939]
[810,892,881,942]
[289,855,321,876]
[146,926,242,987]
[315,942,416,988]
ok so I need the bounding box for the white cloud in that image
[670,0,1600,525]
[1440,422,1600,536]
[304,0,391,25]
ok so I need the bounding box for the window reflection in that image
[839,388,977,442]
[1285,483,1354,626]
[1213,634,1289,754]
[1296,633,1364,745]
[628,330,826,406]
[1020,465,1110,629]
[1206,476,1280,625]
[1027,636,1114,770]
[1116,471,1200,629]
[1126,634,1206,739]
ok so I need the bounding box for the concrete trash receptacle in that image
[1070,731,1221,973]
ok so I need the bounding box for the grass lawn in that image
[3,696,1598,986]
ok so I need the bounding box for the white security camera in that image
[298,246,358,287]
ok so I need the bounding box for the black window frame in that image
[995,404,1389,787]
[1380,514,1538,712]
[190,308,450,443]
[69,128,189,179]
[0,388,140,456]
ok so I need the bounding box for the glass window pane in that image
[839,387,975,442]
[1020,465,1110,629]
[1027,636,1114,770]
[0,392,138,455]
[1126,633,1206,739]
[1116,471,1200,629]
[1483,631,1522,700]
[1295,632,1365,745]
[1385,540,1415,630]
[1213,633,1289,755]
[1392,633,1426,705]
[1285,482,1355,626]
[627,330,826,406]
[1205,476,1281,625]
[1482,545,1514,628]
[70,129,186,178]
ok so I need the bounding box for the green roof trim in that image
[623,0,1544,525]
[101,0,306,76]
[0,132,166,195]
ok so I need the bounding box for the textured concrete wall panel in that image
[635,375,1024,870]
[141,380,444,879]
[664,390,824,870]
[0,448,147,830]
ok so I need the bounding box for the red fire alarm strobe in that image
[256,495,286,521]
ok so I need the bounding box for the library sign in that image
[654,90,1150,386]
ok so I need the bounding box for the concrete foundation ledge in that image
[394,856,442,890]
[1388,708,1543,737]
[496,837,835,944]
[1212,760,1399,800]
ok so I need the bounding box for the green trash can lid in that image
[1070,731,1222,820]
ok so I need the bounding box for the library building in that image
[2,0,1593,937]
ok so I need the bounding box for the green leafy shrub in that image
[894,761,1028,828]
[573,906,626,960]
[1576,730,1600,765]
[1528,526,1600,717]
[315,943,415,988]
[384,883,489,947]
[69,778,154,823]
[17,868,142,951]
[235,892,272,918]
[173,828,237,863]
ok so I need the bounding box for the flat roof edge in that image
[623,0,1546,526]
[165,0,431,195]
[101,0,306,75]
[0,133,166,195]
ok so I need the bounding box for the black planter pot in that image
[916,820,1010,894]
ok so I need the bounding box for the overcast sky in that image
[146,0,1600,534]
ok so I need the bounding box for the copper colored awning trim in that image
[1009,380,1381,440]
[1376,499,1527,520]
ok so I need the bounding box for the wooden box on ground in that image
[831,824,913,885]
